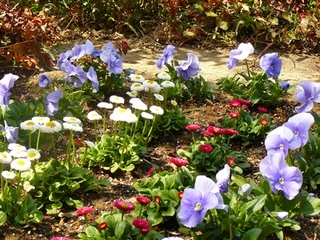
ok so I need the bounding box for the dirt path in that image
[122,39,320,85]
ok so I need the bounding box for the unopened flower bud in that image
[238,183,252,198]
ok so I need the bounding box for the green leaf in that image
[115,221,127,238]
[299,195,320,216]
[0,211,7,226]
[242,228,262,240]
[85,226,104,239]
[219,21,229,30]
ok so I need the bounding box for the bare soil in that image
[0,36,320,239]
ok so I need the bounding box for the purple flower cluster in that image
[262,112,314,199]
[175,53,201,80]
[57,40,124,93]
[294,80,320,113]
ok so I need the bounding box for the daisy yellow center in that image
[28,152,36,158]
[279,178,284,184]
[17,160,26,166]
[46,121,57,128]
[134,83,141,87]
[119,108,126,113]
[147,80,154,84]
[194,202,201,211]
[26,121,35,126]
[0,153,7,157]
[136,75,140,79]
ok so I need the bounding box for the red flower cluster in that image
[170,157,189,167]
[75,206,94,216]
[258,106,268,113]
[260,118,269,126]
[133,218,150,234]
[199,144,213,153]
[185,124,201,131]
[114,200,135,212]
[98,222,108,230]
[136,196,151,205]
[229,99,250,108]
[229,111,239,118]
[202,125,238,136]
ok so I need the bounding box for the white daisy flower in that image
[10,149,28,158]
[87,111,102,121]
[126,91,138,98]
[32,116,50,125]
[63,117,82,124]
[157,72,171,80]
[1,170,16,180]
[125,113,138,123]
[0,151,12,164]
[84,140,95,148]
[143,80,159,88]
[8,143,27,151]
[171,100,178,106]
[150,105,164,115]
[20,120,39,131]
[141,112,154,120]
[40,120,62,133]
[97,102,113,109]
[110,107,132,122]
[161,80,175,88]
[130,83,144,92]
[26,148,41,161]
[154,94,164,101]
[129,74,145,83]
[145,84,162,93]
[63,122,83,132]
[11,158,32,171]
[130,98,147,111]
[23,181,35,192]
[109,95,125,104]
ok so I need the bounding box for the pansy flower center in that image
[279,178,285,184]
[279,144,284,149]
[194,202,201,211]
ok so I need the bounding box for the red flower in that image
[114,200,135,212]
[51,237,71,240]
[140,227,151,234]
[98,222,108,230]
[260,118,269,126]
[207,126,225,135]
[199,144,213,153]
[239,99,250,106]
[224,128,238,135]
[147,166,156,177]
[227,156,235,166]
[136,196,151,205]
[229,111,239,118]
[170,157,189,167]
[258,106,268,113]
[154,195,161,204]
[75,206,93,216]
[132,218,150,229]
[185,124,201,131]
[202,130,213,136]
[178,191,184,199]
[74,138,86,147]
[229,99,241,108]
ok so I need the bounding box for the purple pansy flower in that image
[82,39,101,57]
[0,73,19,106]
[226,42,254,70]
[4,121,18,143]
[259,152,302,200]
[216,164,230,193]
[264,126,294,159]
[38,73,52,88]
[259,52,282,78]
[45,89,63,116]
[175,53,201,80]
[280,80,290,91]
[61,61,88,88]
[283,112,314,150]
[177,175,228,228]
[87,67,99,93]
[294,80,320,113]
[157,45,177,69]
[100,43,123,74]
